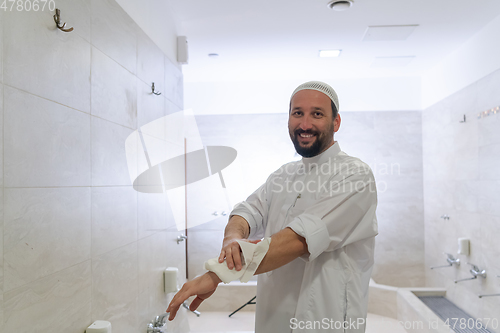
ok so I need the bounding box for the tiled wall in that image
[423,68,500,332]
[338,111,425,287]
[190,111,425,288]
[0,1,186,332]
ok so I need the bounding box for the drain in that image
[418,296,492,333]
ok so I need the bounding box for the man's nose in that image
[299,116,313,130]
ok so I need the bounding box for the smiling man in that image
[167,81,378,333]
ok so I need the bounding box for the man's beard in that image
[290,129,331,158]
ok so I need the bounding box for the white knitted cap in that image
[290,81,339,112]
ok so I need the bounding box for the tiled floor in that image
[187,312,408,333]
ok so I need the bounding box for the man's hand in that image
[166,272,222,321]
[219,237,260,271]
[218,236,243,271]
[218,215,252,271]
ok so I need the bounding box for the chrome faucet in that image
[147,313,168,333]
[430,253,460,269]
[454,263,487,283]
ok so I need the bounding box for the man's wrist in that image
[207,271,222,284]
[224,233,244,241]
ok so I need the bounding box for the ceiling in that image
[167,0,500,83]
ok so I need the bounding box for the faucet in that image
[147,313,168,333]
[454,263,486,283]
[430,253,460,269]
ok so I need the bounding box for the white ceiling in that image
[167,0,500,83]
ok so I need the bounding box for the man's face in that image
[288,90,340,158]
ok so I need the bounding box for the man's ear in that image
[333,114,341,132]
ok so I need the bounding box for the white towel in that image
[205,238,271,283]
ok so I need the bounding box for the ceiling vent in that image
[327,0,353,11]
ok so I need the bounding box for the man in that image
[167,81,378,332]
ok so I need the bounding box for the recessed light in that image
[327,0,353,11]
[319,49,341,57]
[208,53,219,58]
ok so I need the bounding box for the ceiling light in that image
[319,49,341,57]
[327,0,353,11]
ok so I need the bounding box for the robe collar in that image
[301,141,341,172]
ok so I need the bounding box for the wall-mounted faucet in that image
[440,214,450,220]
[147,313,168,333]
[454,263,487,283]
[430,253,460,269]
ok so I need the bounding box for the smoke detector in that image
[327,0,353,11]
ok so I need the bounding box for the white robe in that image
[231,142,378,333]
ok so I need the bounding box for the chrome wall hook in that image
[151,82,161,95]
[176,234,187,244]
[459,114,466,123]
[54,9,74,32]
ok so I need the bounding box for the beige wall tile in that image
[3,7,91,113]
[92,243,139,333]
[138,189,170,239]
[91,0,138,74]
[187,229,224,280]
[4,187,91,291]
[4,87,91,187]
[476,68,500,112]
[0,0,184,331]
[0,83,3,187]
[478,108,500,147]
[91,116,137,186]
[137,30,165,94]
[91,47,137,129]
[479,143,500,181]
[137,80,167,140]
[164,57,184,108]
[3,261,91,333]
[0,187,3,333]
[164,231,187,281]
[423,68,500,325]
[138,232,170,328]
[91,186,137,258]
[0,10,3,83]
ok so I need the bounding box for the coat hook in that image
[459,114,466,123]
[151,82,161,95]
[53,9,74,32]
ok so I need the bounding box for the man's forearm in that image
[224,215,250,239]
[255,227,308,275]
